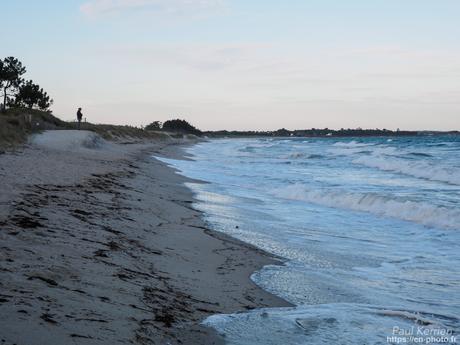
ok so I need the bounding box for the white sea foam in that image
[166,137,460,345]
[203,304,457,345]
[369,146,399,155]
[329,144,399,158]
[273,184,460,229]
[285,152,325,159]
[333,140,372,148]
[353,155,460,185]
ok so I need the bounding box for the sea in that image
[157,135,460,345]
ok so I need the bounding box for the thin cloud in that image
[99,43,275,72]
[80,0,225,17]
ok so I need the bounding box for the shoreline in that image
[0,131,291,344]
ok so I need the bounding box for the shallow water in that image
[158,136,460,345]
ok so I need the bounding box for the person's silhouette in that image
[76,108,83,130]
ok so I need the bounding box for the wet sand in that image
[0,131,290,345]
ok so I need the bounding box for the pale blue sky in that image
[3,0,460,130]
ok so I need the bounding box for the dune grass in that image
[0,108,71,150]
[80,122,171,141]
[0,108,171,151]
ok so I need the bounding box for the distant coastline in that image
[204,128,460,138]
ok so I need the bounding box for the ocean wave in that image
[333,140,373,148]
[204,303,458,345]
[272,184,460,229]
[238,142,278,152]
[370,146,399,156]
[307,154,325,159]
[407,152,433,158]
[328,147,370,156]
[285,152,325,159]
[353,156,460,185]
[288,152,304,159]
[428,143,449,147]
[329,144,397,157]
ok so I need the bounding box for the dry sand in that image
[0,130,290,345]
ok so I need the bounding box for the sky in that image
[3,0,460,130]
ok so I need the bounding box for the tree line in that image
[145,119,202,136]
[202,128,448,138]
[145,120,450,138]
[0,57,52,112]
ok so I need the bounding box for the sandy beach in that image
[0,131,290,345]
[2,3,458,343]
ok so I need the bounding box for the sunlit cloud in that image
[80,0,225,17]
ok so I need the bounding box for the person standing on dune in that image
[76,107,83,130]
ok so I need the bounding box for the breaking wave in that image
[332,140,373,148]
[273,184,460,229]
[353,156,460,185]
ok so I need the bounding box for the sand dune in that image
[30,130,107,151]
